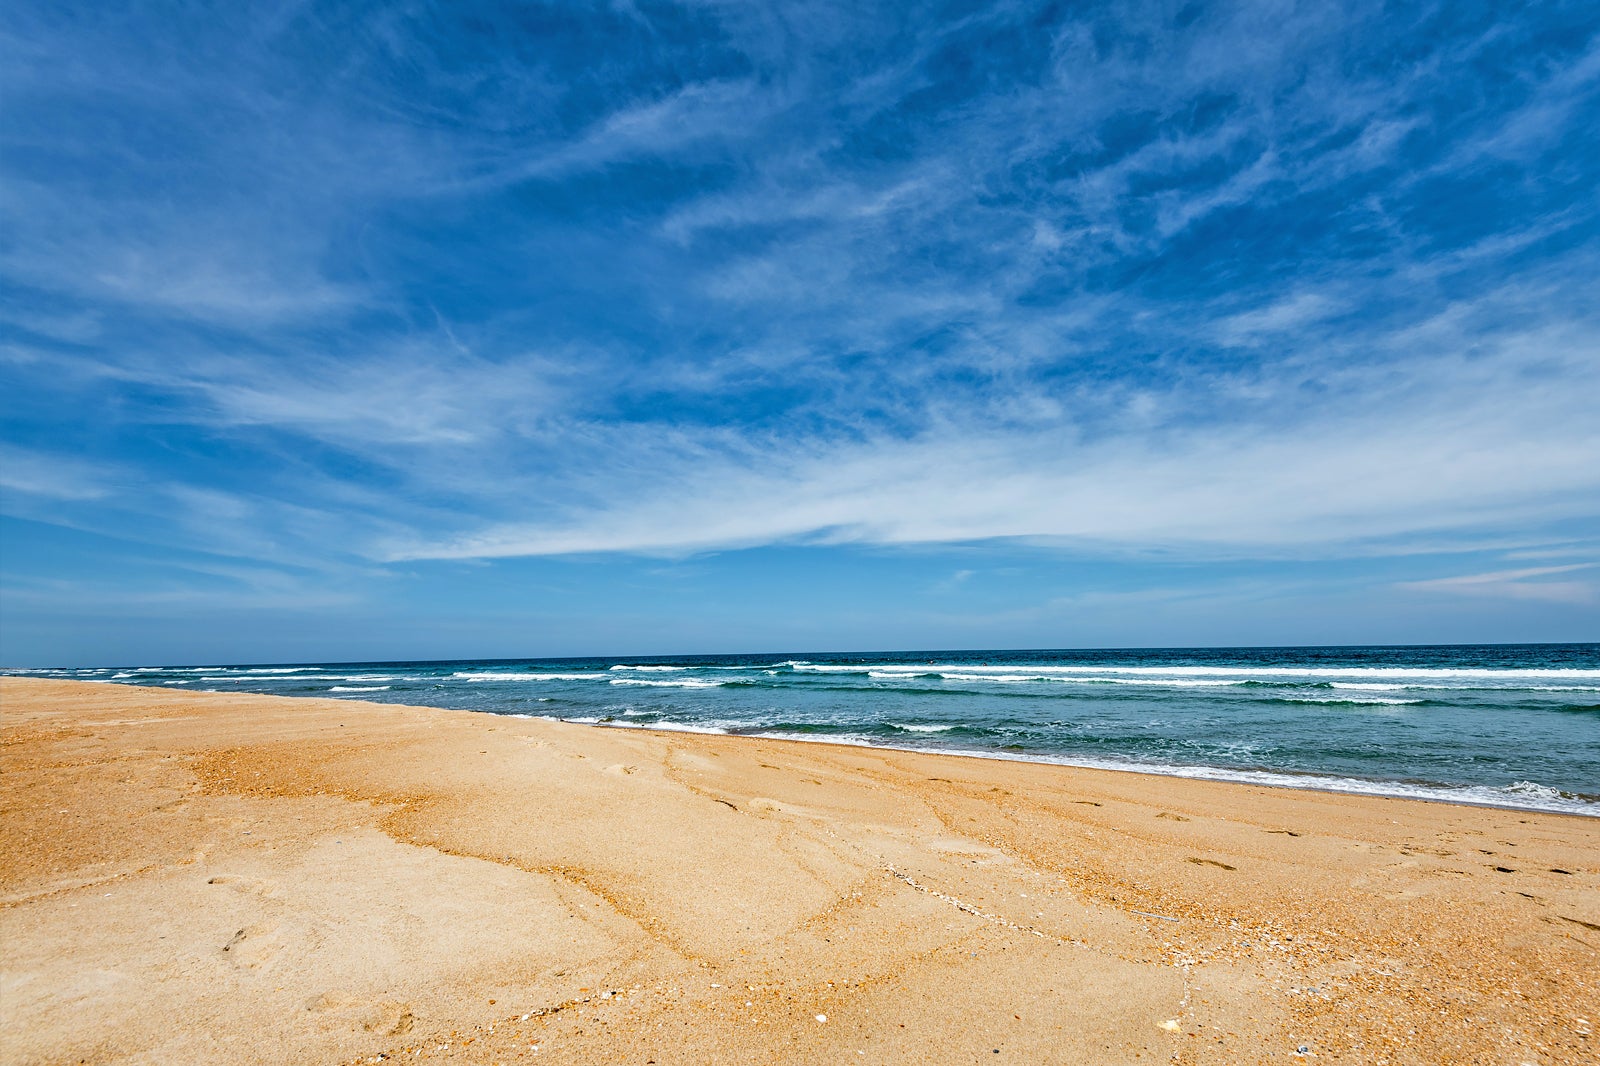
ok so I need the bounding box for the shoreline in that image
[3,677,1597,1064]
[554,714,1600,818]
[18,670,1600,818]
[15,644,1597,823]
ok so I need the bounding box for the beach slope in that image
[1,677,1595,1064]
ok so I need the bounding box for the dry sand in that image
[1,677,1596,1065]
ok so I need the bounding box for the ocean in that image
[10,643,1598,816]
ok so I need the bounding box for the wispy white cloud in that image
[0,176,365,326]
[164,346,570,447]
[379,305,1600,560]
[1399,564,1598,604]
[1444,36,1600,165]
[1215,292,1341,346]
[506,78,775,182]
[0,447,114,501]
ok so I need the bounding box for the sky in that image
[2,0,1598,665]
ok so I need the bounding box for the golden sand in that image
[1,677,1595,1064]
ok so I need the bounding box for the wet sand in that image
[1,677,1596,1064]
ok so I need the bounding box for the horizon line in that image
[7,639,1596,672]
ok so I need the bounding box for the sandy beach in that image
[1,677,1595,1065]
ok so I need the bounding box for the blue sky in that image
[3,0,1598,665]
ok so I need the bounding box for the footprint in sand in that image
[305,993,417,1035]
[206,874,283,900]
[1187,857,1237,871]
[220,924,283,968]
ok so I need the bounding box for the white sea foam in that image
[1279,696,1424,705]
[159,667,332,678]
[545,714,732,735]
[608,678,723,688]
[609,664,688,672]
[1331,681,1599,693]
[890,723,957,732]
[329,685,390,692]
[935,672,1051,683]
[1068,676,1243,687]
[1053,675,1240,688]
[789,661,1600,682]
[1500,780,1574,802]
[192,669,328,675]
[453,671,608,681]
[869,669,1253,687]
[603,720,730,734]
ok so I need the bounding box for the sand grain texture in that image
[1,678,1596,1064]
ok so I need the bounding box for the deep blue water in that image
[10,644,1598,815]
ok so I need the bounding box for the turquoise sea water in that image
[10,644,1598,816]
